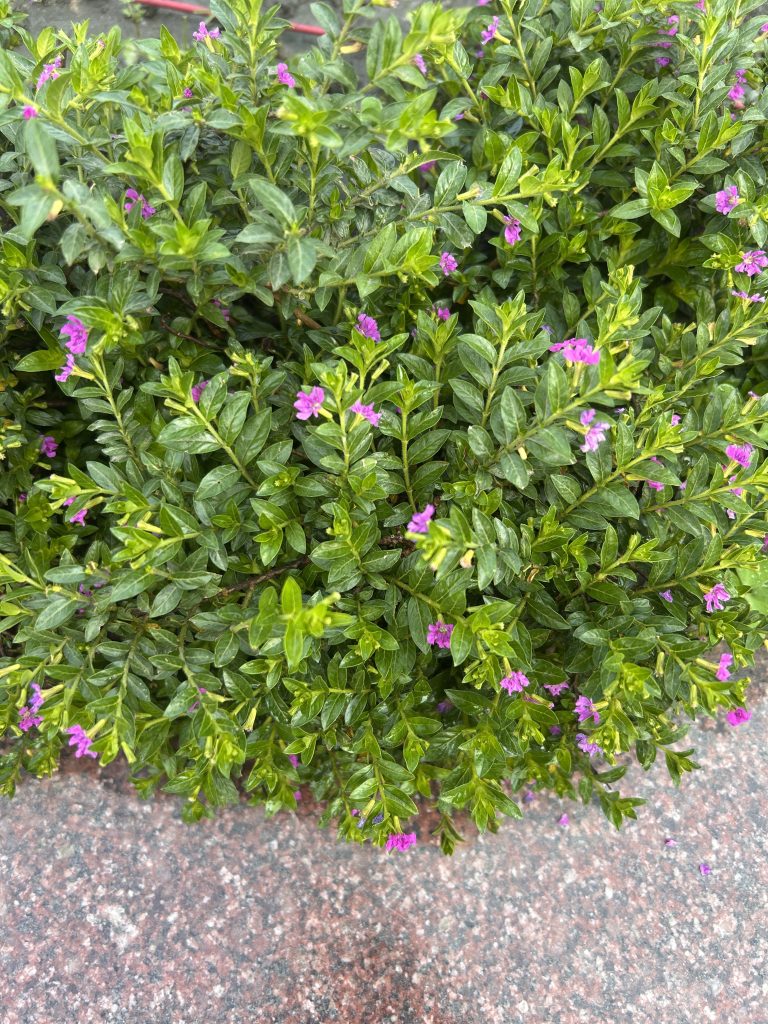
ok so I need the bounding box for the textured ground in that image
[1,666,766,1024]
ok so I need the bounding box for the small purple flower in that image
[187,687,208,713]
[579,409,610,452]
[699,863,712,876]
[703,582,731,613]
[66,724,98,759]
[124,189,155,219]
[23,106,38,119]
[40,436,58,459]
[191,379,209,403]
[762,534,768,552]
[731,290,765,303]
[18,706,43,732]
[544,681,569,696]
[276,63,296,88]
[656,57,671,68]
[481,15,500,43]
[439,251,458,275]
[715,653,733,681]
[761,22,768,33]
[419,160,437,173]
[500,671,530,694]
[193,21,220,41]
[288,753,300,767]
[726,707,751,726]
[212,298,231,322]
[434,306,451,321]
[408,504,435,533]
[436,700,453,714]
[574,695,600,724]
[355,313,381,341]
[549,338,600,365]
[69,509,88,526]
[294,387,325,421]
[36,55,63,91]
[664,838,677,847]
[60,315,89,355]
[576,733,603,757]
[522,789,535,803]
[503,216,522,245]
[735,251,768,277]
[550,725,562,736]
[55,353,76,383]
[29,684,44,713]
[183,87,193,99]
[671,414,681,426]
[725,443,753,467]
[427,621,454,648]
[386,832,417,852]
[350,400,382,427]
[660,590,674,602]
[715,186,740,214]
[558,813,569,827]
[412,54,427,75]
[659,14,678,36]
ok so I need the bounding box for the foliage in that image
[1,0,767,852]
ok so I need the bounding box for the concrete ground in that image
[0,666,766,1024]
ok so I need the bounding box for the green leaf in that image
[25,118,60,182]
[34,596,79,631]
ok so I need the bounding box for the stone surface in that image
[1,671,766,1024]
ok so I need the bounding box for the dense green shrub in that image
[1,0,767,852]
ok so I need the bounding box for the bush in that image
[1,0,767,853]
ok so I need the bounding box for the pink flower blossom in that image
[427,621,454,648]
[183,87,193,99]
[23,106,38,119]
[60,315,89,354]
[419,160,437,172]
[731,290,765,302]
[191,379,209,403]
[36,55,63,91]
[66,724,98,759]
[659,14,678,35]
[40,436,58,458]
[574,695,600,724]
[439,251,458,275]
[294,387,325,420]
[386,832,417,852]
[434,306,451,320]
[660,590,674,602]
[726,707,751,726]
[18,706,43,732]
[703,582,730,613]
[549,338,600,364]
[715,653,733,681]
[544,681,569,696]
[355,313,381,341]
[728,84,745,102]
[193,21,220,40]
[550,725,562,736]
[500,671,530,694]
[124,188,156,219]
[523,789,535,803]
[212,298,231,321]
[761,22,768,33]
[725,443,753,467]
[579,409,610,452]
[503,216,522,245]
[413,54,427,74]
[735,251,768,277]
[408,504,435,533]
[55,353,75,383]
[481,15,500,43]
[350,400,382,427]
[69,509,88,526]
[276,63,296,87]
[558,813,569,827]
[288,754,300,767]
[671,414,681,426]
[576,733,603,757]
[656,57,671,68]
[664,837,677,847]
[29,684,44,713]
[699,863,711,875]
[715,186,740,214]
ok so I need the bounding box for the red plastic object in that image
[134,0,325,34]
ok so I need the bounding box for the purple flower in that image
[726,707,751,726]
[191,379,209,403]
[715,653,733,681]
[427,621,454,648]
[481,15,500,43]
[703,582,731,613]
[434,306,451,321]
[183,87,193,99]
[735,251,768,277]
[408,504,435,533]
[355,313,381,341]
[193,21,220,41]
[436,700,453,714]
[60,315,89,354]
[558,813,569,827]
[413,54,427,75]
[66,724,98,759]
[419,161,437,173]
[715,186,740,214]
[544,681,569,696]
[671,413,681,426]
[23,106,38,119]
[522,789,535,803]
[647,479,664,491]
[386,832,417,852]
[731,290,765,302]
[574,695,600,724]
[288,753,300,767]
[579,409,610,452]
[500,671,530,694]
[69,509,88,526]
[294,387,325,420]
[276,63,296,88]
[439,251,458,275]
[659,14,678,35]
[212,298,231,322]
[124,189,155,219]
[656,57,671,68]
[550,725,562,736]
[576,733,603,757]
[18,706,43,732]
[664,837,677,847]
[549,338,600,365]
[350,400,382,427]
[503,216,522,245]
[40,435,58,459]
[372,812,384,824]
[699,863,711,876]
[29,683,44,713]
[761,22,768,33]
[762,534,768,552]
[725,443,753,467]
[660,590,674,602]
[54,353,76,383]
[36,55,63,91]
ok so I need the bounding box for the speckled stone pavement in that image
[1,667,766,1024]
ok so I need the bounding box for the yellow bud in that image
[459,549,475,569]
